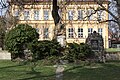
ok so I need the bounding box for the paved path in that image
[55,65,65,80]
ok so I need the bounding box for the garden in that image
[0,24,120,80]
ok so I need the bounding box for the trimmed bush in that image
[28,40,62,60]
[64,43,94,62]
[5,24,39,59]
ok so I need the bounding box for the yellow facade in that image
[9,0,109,48]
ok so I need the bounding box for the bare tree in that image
[1,0,119,43]
[94,0,120,29]
[0,0,119,29]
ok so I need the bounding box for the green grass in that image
[64,61,120,80]
[105,48,120,52]
[0,60,56,80]
[0,60,120,80]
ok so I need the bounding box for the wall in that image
[105,52,120,61]
[0,50,11,60]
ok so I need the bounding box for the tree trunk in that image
[52,0,61,40]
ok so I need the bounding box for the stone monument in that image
[86,31,105,62]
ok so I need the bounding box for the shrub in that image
[64,43,80,62]
[64,43,94,62]
[28,40,62,60]
[5,24,39,59]
[79,43,94,59]
[0,27,5,49]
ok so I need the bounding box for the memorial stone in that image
[86,31,104,62]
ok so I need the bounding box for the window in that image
[78,10,83,20]
[117,45,120,48]
[97,10,103,21]
[87,9,94,20]
[88,28,93,35]
[34,10,39,20]
[58,9,62,18]
[78,28,83,38]
[14,10,19,19]
[68,28,74,38]
[44,10,49,20]
[98,28,102,35]
[24,10,29,20]
[43,28,49,39]
[68,10,73,20]
[14,10,19,16]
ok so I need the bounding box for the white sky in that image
[0,0,7,16]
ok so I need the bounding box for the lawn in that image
[0,60,120,80]
[64,61,120,80]
[0,60,56,80]
[105,48,120,52]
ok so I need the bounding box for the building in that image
[109,30,120,48]
[8,0,109,48]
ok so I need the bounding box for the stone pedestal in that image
[57,35,66,47]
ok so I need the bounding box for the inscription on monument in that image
[91,40,99,50]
